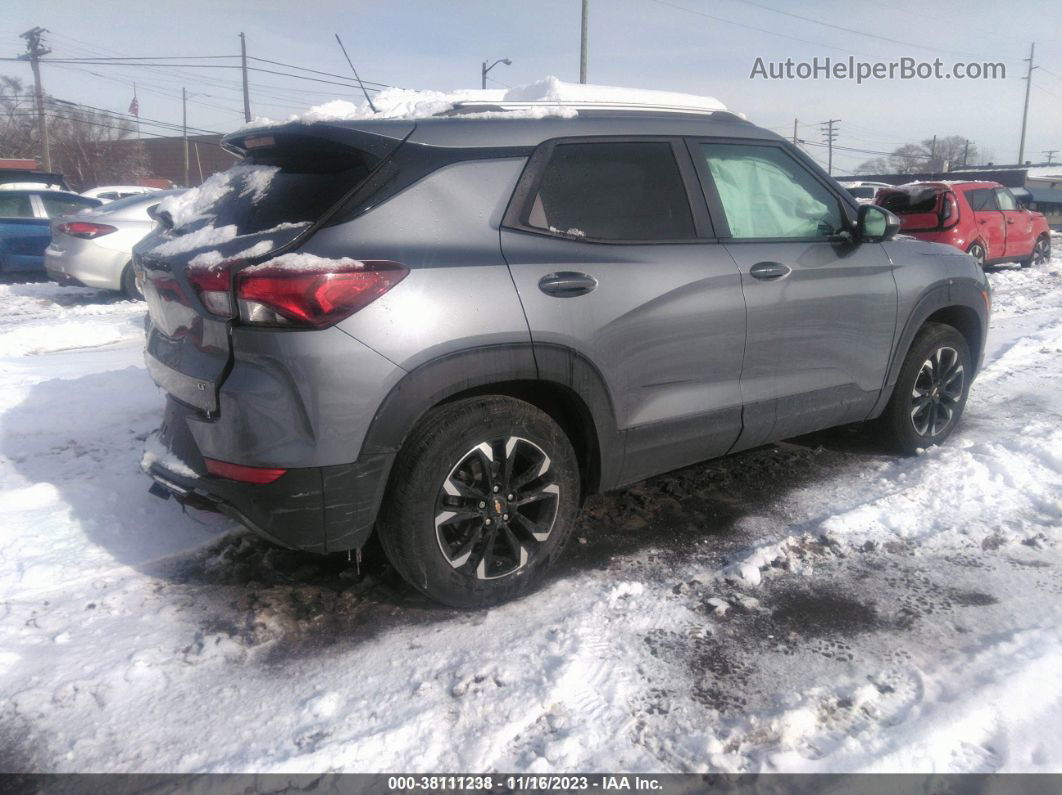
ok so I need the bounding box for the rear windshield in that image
[156,145,377,237]
[878,186,940,215]
[846,186,877,199]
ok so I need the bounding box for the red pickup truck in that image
[875,181,1051,268]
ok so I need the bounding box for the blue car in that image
[0,190,102,275]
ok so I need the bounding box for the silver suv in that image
[137,106,990,608]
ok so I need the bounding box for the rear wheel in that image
[1021,236,1051,268]
[966,241,986,268]
[376,396,580,608]
[875,322,971,454]
[121,263,143,300]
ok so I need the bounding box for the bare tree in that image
[856,135,980,175]
[0,76,39,158]
[48,105,150,189]
[925,135,978,167]
[0,74,150,189]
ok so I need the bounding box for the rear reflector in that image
[187,266,236,318]
[57,221,117,239]
[236,259,408,329]
[204,458,287,484]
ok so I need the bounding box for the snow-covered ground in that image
[1,247,1061,773]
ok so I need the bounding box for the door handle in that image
[749,261,791,281]
[538,271,598,297]
[1007,218,1015,224]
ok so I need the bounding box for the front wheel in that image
[376,396,581,608]
[875,322,972,455]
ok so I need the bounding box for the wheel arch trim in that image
[359,342,623,495]
[870,282,987,418]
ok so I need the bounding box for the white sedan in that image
[44,190,183,298]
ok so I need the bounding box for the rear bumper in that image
[142,397,393,554]
[44,244,126,290]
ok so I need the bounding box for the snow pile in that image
[154,165,280,230]
[242,252,364,274]
[241,76,728,127]
[151,223,238,257]
[1,254,1062,773]
[0,282,144,358]
[140,432,197,479]
[188,240,276,271]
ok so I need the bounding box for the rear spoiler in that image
[222,121,416,164]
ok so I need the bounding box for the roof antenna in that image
[334,34,378,114]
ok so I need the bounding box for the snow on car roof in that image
[239,76,731,129]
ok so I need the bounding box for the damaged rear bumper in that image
[142,397,393,554]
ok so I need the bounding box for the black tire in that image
[875,322,972,455]
[121,263,143,300]
[967,241,986,268]
[376,396,581,609]
[1021,236,1051,269]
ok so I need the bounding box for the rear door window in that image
[519,141,696,241]
[965,188,998,212]
[0,194,33,218]
[699,143,843,239]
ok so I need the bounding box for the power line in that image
[646,0,889,58]
[246,56,391,88]
[726,0,1024,64]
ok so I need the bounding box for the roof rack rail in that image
[446,99,739,117]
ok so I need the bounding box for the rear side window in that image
[700,143,842,239]
[965,188,997,212]
[0,194,33,218]
[40,194,99,218]
[522,141,695,241]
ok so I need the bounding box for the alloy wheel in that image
[1033,239,1050,266]
[968,243,986,267]
[434,436,560,580]
[910,346,965,437]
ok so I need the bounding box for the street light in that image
[481,58,512,89]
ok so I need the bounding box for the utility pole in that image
[182,87,189,187]
[239,32,251,122]
[579,0,589,84]
[793,118,798,145]
[1044,149,1058,165]
[820,119,840,175]
[962,139,970,167]
[1018,42,1036,164]
[18,27,51,172]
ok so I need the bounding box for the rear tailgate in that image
[135,121,414,414]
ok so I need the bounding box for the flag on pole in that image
[128,95,139,117]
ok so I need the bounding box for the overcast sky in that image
[3,0,1061,175]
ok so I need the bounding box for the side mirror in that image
[857,204,900,243]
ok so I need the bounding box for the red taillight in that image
[236,259,408,328]
[187,266,235,317]
[940,192,958,227]
[204,457,287,484]
[57,221,117,239]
